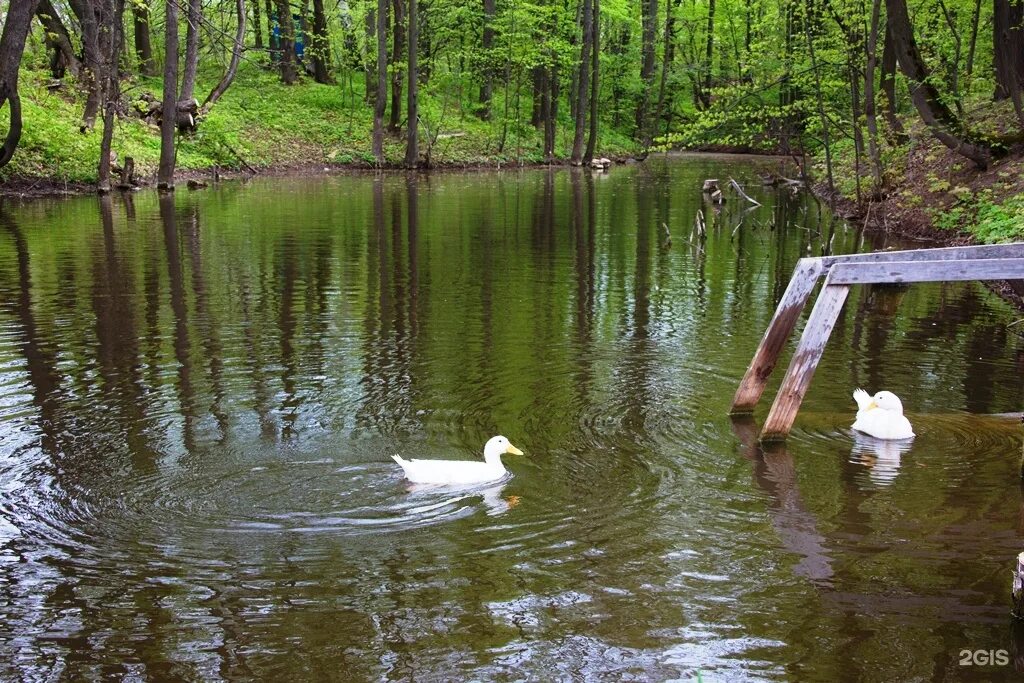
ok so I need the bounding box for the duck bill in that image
[505,444,524,456]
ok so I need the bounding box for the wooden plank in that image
[760,279,851,441]
[828,258,1024,285]
[731,258,825,413]
[823,242,1024,267]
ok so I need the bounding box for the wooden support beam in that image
[823,242,1024,266]
[828,258,1024,284]
[760,276,850,441]
[731,258,825,413]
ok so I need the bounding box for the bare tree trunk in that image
[98,0,125,193]
[886,0,991,168]
[180,0,202,101]
[571,0,592,164]
[266,0,279,58]
[158,0,180,189]
[404,0,419,167]
[311,0,332,83]
[69,0,104,131]
[584,0,600,162]
[364,7,375,99]
[700,0,715,108]
[37,0,83,78]
[994,0,1024,101]
[635,0,658,144]
[804,0,834,190]
[0,0,39,169]
[964,0,981,80]
[479,0,495,119]
[276,0,298,83]
[880,22,908,143]
[129,0,155,76]
[389,0,405,131]
[654,0,679,137]
[252,0,264,49]
[864,0,885,192]
[373,0,388,163]
[202,0,247,112]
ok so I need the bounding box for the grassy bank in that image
[822,100,1024,246]
[2,62,637,187]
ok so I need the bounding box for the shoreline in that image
[813,183,1024,312]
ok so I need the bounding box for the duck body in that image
[392,435,524,485]
[851,389,914,440]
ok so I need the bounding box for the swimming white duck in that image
[392,435,524,485]
[851,389,914,440]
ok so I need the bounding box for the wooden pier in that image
[731,243,1024,441]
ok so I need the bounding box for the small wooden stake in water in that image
[1012,552,1024,619]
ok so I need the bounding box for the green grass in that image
[2,63,637,184]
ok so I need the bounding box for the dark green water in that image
[0,156,1022,681]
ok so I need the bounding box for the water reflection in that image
[0,158,1021,680]
[849,432,913,487]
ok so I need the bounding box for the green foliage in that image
[934,189,1024,243]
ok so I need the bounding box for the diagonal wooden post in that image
[731,258,825,413]
[760,273,850,441]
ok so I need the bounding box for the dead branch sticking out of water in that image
[729,177,762,207]
[691,210,706,244]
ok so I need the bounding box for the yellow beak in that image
[505,444,524,456]
[867,400,878,410]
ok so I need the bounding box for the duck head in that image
[868,391,905,415]
[484,435,524,465]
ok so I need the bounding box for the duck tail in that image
[391,454,407,467]
[853,388,872,410]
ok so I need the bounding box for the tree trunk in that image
[69,0,104,131]
[389,0,405,131]
[479,0,495,119]
[266,0,279,59]
[158,0,180,189]
[201,0,247,113]
[654,0,680,136]
[635,0,658,144]
[886,0,991,168]
[180,0,202,101]
[373,0,388,163]
[252,0,264,49]
[0,0,39,169]
[880,22,908,143]
[404,0,419,167]
[276,0,298,83]
[37,0,83,78]
[584,0,600,162]
[864,0,885,192]
[129,0,155,76]
[311,0,332,83]
[805,1,834,191]
[701,0,715,108]
[964,0,981,80]
[994,0,1024,101]
[532,66,545,127]
[544,58,558,161]
[571,0,593,164]
[364,7,376,99]
[98,0,125,193]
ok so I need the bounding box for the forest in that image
[1,0,1024,241]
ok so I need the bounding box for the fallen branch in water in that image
[729,177,762,207]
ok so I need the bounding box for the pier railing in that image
[731,242,1024,441]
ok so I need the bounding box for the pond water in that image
[0,155,1022,681]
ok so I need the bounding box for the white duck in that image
[392,435,524,485]
[851,389,914,440]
